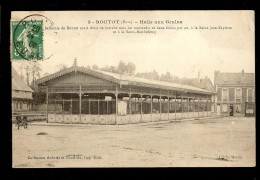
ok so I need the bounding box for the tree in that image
[92,64,99,70]
[100,65,118,73]
[30,61,42,88]
[160,71,173,82]
[135,70,160,80]
[117,60,136,75]
[56,63,68,71]
[18,61,42,88]
[118,60,127,74]
[126,61,136,75]
[152,70,160,80]
[32,91,46,105]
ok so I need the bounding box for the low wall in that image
[12,113,46,122]
[47,111,212,124]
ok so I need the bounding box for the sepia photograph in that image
[10,11,255,168]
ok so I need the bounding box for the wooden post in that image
[198,98,201,118]
[175,92,177,120]
[213,95,216,115]
[151,94,153,121]
[107,100,108,115]
[181,93,183,119]
[187,98,189,119]
[129,93,132,123]
[46,87,48,123]
[193,97,195,118]
[79,85,82,123]
[71,98,72,115]
[207,99,209,117]
[115,85,118,124]
[140,94,143,123]
[168,91,170,121]
[209,98,211,116]
[89,99,90,115]
[53,98,56,122]
[135,97,137,113]
[150,94,153,113]
[151,91,153,121]
[188,98,190,116]
[62,99,64,122]
[159,90,162,120]
[98,99,100,115]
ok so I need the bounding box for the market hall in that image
[35,65,214,125]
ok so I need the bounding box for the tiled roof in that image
[98,70,213,94]
[178,78,215,92]
[12,66,34,92]
[215,72,255,86]
[36,66,214,95]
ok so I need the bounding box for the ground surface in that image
[12,117,255,167]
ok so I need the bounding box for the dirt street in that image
[12,117,255,167]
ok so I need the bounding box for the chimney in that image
[242,69,244,76]
[214,70,220,86]
[214,70,220,77]
[198,70,201,83]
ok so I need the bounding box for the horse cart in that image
[13,113,28,129]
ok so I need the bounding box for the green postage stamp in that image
[11,20,43,60]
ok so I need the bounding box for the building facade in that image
[214,70,255,117]
[35,65,215,125]
[12,67,34,112]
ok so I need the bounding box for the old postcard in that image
[11,11,255,168]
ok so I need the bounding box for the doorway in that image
[229,104,233,116]
[217,105,220,116]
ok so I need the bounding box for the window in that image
[247,88,255,102]
[222,104,228,113]
[235,104,241,113]
[235,88,242,102]
[222,88,228,102]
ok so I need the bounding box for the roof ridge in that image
[12,66,34,92]
[36,65,214,94]
[217,72,254,74]
[96,69,213,93]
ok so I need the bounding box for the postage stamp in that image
[10,11,255,168]
[11,14,56,61]
[12,19,43,60]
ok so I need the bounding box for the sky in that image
[11,11,255,84]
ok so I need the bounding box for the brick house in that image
[214,70,255,117]
[178,77,215,92]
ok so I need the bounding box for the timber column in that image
[209,99,211,116]
[46,87,48,123]
[175,92,177,120]
[140,94,143,123]
[193,97,195,118]
[159,95,162,121]
[79,85,82,123]
[198,98,201,118]
[207,99,209,117]
[187,98,189,118]
[168,91,170,121]
[115,85,118,124]
[181,93,183,119]
[150,92,153,121]
[129,93,132,124]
